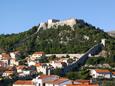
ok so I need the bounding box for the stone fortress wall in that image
[39,18,77,29]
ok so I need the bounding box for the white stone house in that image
[35,63,51,75]
[16,65,26,73]
[10,58,19,66]
[0,53,11,66]
[10,51,21,59]
[31,52,45,60]
[90,69,111,79]
[28,61,36,66]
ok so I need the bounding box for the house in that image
[31,52,45,60]
[10,51,21,59]
[10,58,19,66]
[33,75,59,86]
[16,65,33,77]
[90,69,111,79]
[45,78,72,86]
[2,70,14,77]
[0,53,11,66]
[16,65,27,73]
[22,70,31,75]
[13,80,35,86]
[35,63,52,75]
[28,61,36,66]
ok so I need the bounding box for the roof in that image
[66,84,99,86]
[46,78,69,85]
[74,80,90,84]
[38,75,58,79]
[95,69,110,73]
[14,80,34,85]
[16,65,27,70]
[33,52,45,55]
[4,71,14,74]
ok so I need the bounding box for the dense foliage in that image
[66,68,90,80]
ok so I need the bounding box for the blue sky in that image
[0,0,115,34]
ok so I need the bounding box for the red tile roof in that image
[74,80,90,84]
[66,84,99,86]
[16,65,26,70]
[34,52,45,54]
[38,75,58,79]
[14,80,34,85]
[95,69,110,73]
[4,70,14,74]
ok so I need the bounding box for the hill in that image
[0,18,114,59]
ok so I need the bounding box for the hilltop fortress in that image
[39,18,77,29]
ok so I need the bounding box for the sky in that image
[0,0,115,34]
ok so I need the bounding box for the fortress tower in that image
[101,39,106,47]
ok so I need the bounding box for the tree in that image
[66,72,80,80]
[67,58,74,64]
[51,68,61,76]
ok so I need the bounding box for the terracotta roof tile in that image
[34,52,45,54]
[38,75,58,79]
[74,80,90,84]
[16,65,26,70]
[95,69,110,73]
[4,71,14,74]
[66,84,99,86]
[14,80,34,85]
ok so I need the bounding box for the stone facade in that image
[39,18,77,30]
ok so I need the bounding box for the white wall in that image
[46,54,83,58]
[112,75,115,78]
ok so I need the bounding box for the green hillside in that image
[0,19,114,58]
